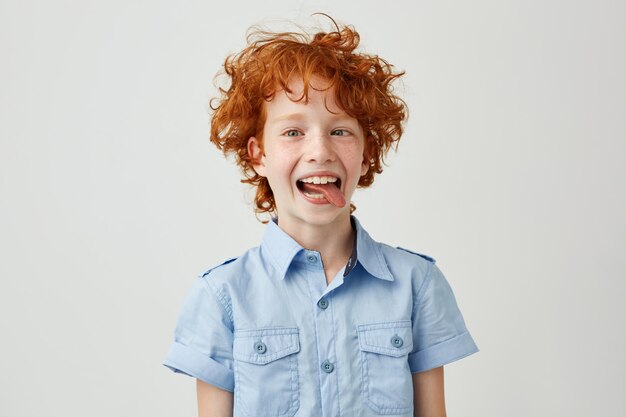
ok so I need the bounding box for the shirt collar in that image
[260,215,394,282]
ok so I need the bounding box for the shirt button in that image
[317,298,329,309]
[254,341,267,354]
[390,335,404,348]
[321,360,334,373]
[306,254,317,263]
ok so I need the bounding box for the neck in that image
[276,213,355,278]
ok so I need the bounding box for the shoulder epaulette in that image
[200,257,238,278]
[395,247,436,263]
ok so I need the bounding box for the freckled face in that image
[248,77,369,229]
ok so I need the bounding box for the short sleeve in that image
[408,263,479,373]
[162,276,235,392]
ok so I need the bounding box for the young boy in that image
[163,18,478,417]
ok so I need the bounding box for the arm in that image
[196,379,233,417]
[412,366,446,417]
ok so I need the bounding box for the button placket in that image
[321,360,334,373]
[304,254,340,417]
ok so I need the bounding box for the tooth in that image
[299,175,339,184]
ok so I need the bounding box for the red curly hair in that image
[209,17,407,222]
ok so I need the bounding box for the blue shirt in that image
[163,215,478,417]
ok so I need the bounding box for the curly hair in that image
[209,17,407,222]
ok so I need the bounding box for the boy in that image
[163,18,478,417]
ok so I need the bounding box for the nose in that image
[305,131,336,163]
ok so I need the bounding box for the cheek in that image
[266,152,299,184]
[344,147,366,169]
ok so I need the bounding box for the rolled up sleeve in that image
[163,276,234,392]
[408,263,479,373]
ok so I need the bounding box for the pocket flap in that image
[233,327,300,364]
[357,320,413,357]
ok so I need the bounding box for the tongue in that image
[301,183,346,207]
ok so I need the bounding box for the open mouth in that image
[296,176,341,194]
[295,177,346,207]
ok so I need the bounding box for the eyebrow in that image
[270,113,306,122]
[269,112,355,123]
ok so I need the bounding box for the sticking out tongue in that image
[300,182,346,207]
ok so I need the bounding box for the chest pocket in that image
[357,320,414,415]
[233,327,300,417]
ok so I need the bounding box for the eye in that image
[284,129,302,137]
[331,129,350,136]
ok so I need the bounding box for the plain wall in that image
[1,0,624,416]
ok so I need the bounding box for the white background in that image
[1,0,624,416]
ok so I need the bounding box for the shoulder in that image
[193,252,254,320]
[197,246,261,282]
[378,243,437,266]
[199,256,239,278]
[393,246,436,264]
[377,244,437,291]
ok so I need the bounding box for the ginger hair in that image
[209,17,407,222]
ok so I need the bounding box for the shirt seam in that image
[202,274,234,325]
[328,294,342,417]
[408,330,478,373]
[304,268,325,414]
[234,344,299,363]
[413,260,435,316]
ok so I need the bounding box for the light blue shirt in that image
[163,215,478,417]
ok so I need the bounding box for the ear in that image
[248,136,267,177]
[360,138,371,177]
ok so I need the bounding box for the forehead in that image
[263,77,348,122]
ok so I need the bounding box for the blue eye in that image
[331,129,349,136]
[285,130,301,137]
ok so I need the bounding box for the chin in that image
[298,209,349,225]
